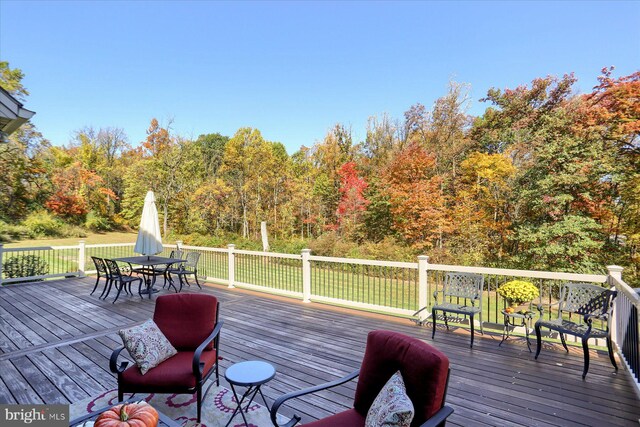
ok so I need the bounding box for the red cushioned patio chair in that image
[110,293,223,423]
[270,330,453,427]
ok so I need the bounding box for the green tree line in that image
[1,61,638,283]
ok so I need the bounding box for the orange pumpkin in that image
[95,403,159,427]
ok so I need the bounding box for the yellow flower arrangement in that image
[497,280,539,305]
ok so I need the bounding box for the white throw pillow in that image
[118,319,177,375]
[365,371,415,427]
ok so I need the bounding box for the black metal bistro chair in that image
[103,259,144,303]
[428,272,484,348]
[534,282,617,379]
[160,250,184,292]
[90,256,111,298]
[168,252,202,291]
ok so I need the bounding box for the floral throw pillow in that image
[365,371,415,427]
[118,320,177,375]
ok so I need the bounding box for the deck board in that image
[0,277,638,426]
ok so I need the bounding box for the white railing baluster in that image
[228,244,235,288]
[302,249,311,303]
[78,240,86,277]
[418,255,429,321]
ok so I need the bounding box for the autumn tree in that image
[290,147,319,238]
[218,128,278,238]
[0,61,50,222]
[451,152,516,263]
[473,74,613,272]
[312,124,354,227]
[45,161,115,223]
[383,143,449,251]
[336,161,369,238]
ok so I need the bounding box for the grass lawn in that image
[5,231,146,248]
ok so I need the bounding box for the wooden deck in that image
[0,277,638,426]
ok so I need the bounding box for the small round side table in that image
[224,360,276,427]
[499,309,535,352]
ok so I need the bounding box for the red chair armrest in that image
[192,320,224,380]
[270,369,359,427]
[110,346,129,374]
[419,405,454,427]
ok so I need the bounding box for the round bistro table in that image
[224,360,276,427]
[499,309,536,352]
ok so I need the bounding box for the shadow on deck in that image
[0,277,638,426]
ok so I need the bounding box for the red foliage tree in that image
[45,162,115,222]
[336,161,369,236]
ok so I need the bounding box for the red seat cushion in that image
[153,294,218,350]
[120,350,217,391]
[353,330,449,426]
[303,409,365,427]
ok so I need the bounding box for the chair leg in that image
[432,309,437,339]
[479,312,484,335]
[560,333,569,352]
[166,273,178,293]
[90,276,101,295]
[196,384,202,423]
[112,281,124,304]
[443,313,449,331]
[470,314,475,348]
[581,338,590,379]
[194,270,201,289]
[99,278,108,299]
[534,323,542,360]
[102,279,113,300]
[216,362,220,386]
[606,335,618,372]
[118,386,123,402]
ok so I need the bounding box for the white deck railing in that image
[0,240,637,392]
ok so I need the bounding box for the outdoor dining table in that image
[113,255,185,298]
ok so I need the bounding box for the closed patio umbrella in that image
[134,191,163,258]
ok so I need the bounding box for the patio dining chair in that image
[103,258,144,303]
[168,252,201,291]
[534,282,617,379]
[160,249,183,292]
[270,330,453,427]
[429,272,484,348]
[90,256,111,298]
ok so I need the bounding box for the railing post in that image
[607,265,624,283]
[607,265,624,349]
[302,249,311,303]
[78,240,86,278]
[418,255,429,321]
[176,240,183,250]
[227,244,235,288]
[0,243,4,286]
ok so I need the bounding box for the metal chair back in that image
[103,258,124,278]
[169,250,183,259]
[184,252,200,269]
[557,282,616,319]
[91,256,108,276]
[443,272,484,302]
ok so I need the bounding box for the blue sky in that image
[1,1,638,153]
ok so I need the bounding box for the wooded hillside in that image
[1,61,638,282]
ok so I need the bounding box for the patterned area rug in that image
[70,382,282,427]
